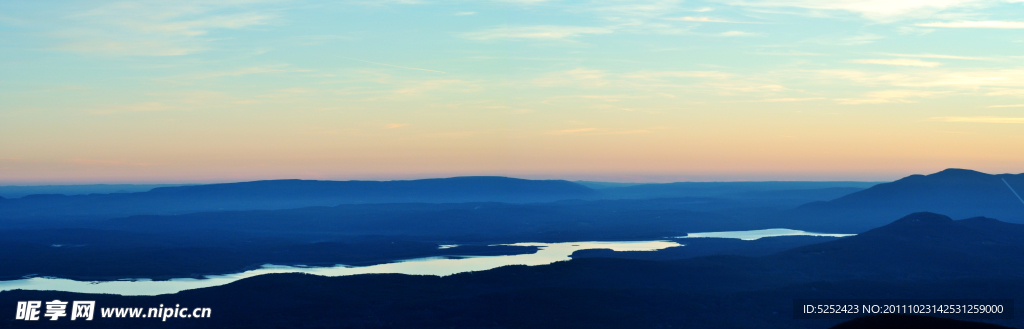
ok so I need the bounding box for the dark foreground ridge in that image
[766,212,1024,281]
[3,212,1022,328]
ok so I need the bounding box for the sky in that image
[2,0,1024,184]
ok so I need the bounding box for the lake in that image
[0,228,854,296]
[0,240,679,296]
[679,228,854,240]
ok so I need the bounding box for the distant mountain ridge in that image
[7,168,1021,230]
[0,176,880,222]
[0,184,188,198]
[781,169,1024,232]
[830,169,1023,208]
[596,181,877,199]
[0,176,599,220]
[144,176,594,200]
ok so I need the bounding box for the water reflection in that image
[0,240,679,296]
[679,228,854,240]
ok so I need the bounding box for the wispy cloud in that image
[464,25,613,40]
[815,69,1024,89]
[89,101,181,115]
[667,16,766,24]
[121,102,175,112]
[621,69,788,95]
[466,1,703,38]
[626,71,734,79]
[166,66,312,80]
[392,79,479,94]
[668,16,735,23]
[341,57,446,73]
[586,1,689,18]
[719,31,757,37]
[808,34,883,45]
[756,97,826,102]
[752,49,823,56]
[347,0,425,5]
[548,128,598,134]
[851,59,942,67]
[545,127,654,135]
[717,0,994,21]
[883,53,990,61]
[603,129,653,135]
[584,1,700,35]
[986,89,1024,96]
[836,90,941,104]
[454,11,477,16]
[67,158,153,166]
[386,123,409,129]
[712,83,788,93]
[50,0,280,56]
[534,69,610,87]
[87,90,238,114]
[294,34,358,46]
[917,21,1024,28]
[930,116,1024,123]
[494,0,552,3]
[896,26,935,35]
[561,94,639,102]
[987,104,1024,108]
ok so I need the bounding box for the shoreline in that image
[0,244,541,283]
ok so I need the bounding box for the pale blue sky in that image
[2,0,1024,183]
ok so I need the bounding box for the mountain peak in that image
[890,212,954,225]
[794,168,1024,232]
[959,216,1001,224]
[928,168,989,178]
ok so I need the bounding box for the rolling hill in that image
[779,169,1024,232]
